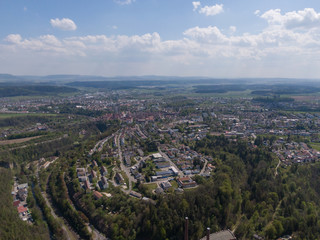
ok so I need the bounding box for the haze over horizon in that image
[1,0,320,78]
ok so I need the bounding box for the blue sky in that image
[1,0,320,78]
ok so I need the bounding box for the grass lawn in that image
[107,165,115,178]
[169,180,179,189]
[121,171,130,187]
[143,183,158,191]
[310,143,320,151]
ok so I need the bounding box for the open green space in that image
[309,143,320,151]
[0,113,57,119]
[143,183,157,191]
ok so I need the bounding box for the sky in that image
[1,0,320,78]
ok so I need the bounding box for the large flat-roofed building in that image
[152,153,162,159]
[200,230,236,240]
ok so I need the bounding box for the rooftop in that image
[17,206,28,213]
[152,153,162,159]
[200,230,236,240]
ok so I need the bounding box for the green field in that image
[143,183,158,191]
[310,143,320,151]
[170,180,178,189]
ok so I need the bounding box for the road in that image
[92,131,134,195]
[200,159,208,175]
[158,147,184,177]
[88,133,116,156]
[115,133,136,193]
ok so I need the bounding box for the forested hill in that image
[0,85,77,97]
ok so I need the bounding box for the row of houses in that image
[274,141,320,165]
[77,165,109,192]
[12,182,32,222]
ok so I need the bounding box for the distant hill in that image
[0,74,320,86]
[0,85,78,97]
[0,74,24,82]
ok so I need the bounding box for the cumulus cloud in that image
[5,34,22,44]
[261,8,320,30]
[192,1,201,11]
[50,18,77,31]
[183,26,227,43]
[4,24,319,60]
[199,4,224,16]
[192,1,223,16]
[4,8,320,77]
[114,0,135,5]
[254,10,260,16]
[40,35,62,47]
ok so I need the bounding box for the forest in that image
[0,168,49,240]
[0,85,77,97]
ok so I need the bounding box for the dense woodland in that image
[0,168,50,240]
[0,85,77,97]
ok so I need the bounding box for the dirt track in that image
[0,136,41,145]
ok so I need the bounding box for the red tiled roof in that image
[93,191,103,199]
[17,206,28,213]
[13,200,20,207]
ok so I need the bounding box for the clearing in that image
[0,136,42,145]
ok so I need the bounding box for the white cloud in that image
[112,25,118,30]
[199,4,223,16]
[5,34,22,44]
[4,8,320,77]
[229,26,236,33]
[50,18,77,31]
[254,10,260,16]
[114,0,135,5]
[192,1,201,11]
[192,1,223,16]
[261,8,320,30]
[40,35,62,47]
[183,26,227,43]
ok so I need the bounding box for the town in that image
[1,83,320,240]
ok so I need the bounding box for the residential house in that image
[93,191,103,200]
[130,191,142,199]
[115,172,124,185]
[100,176,109,189]
[177,177,197,188]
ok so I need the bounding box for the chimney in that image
[206,227,210,240]
[184,217,189,240]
